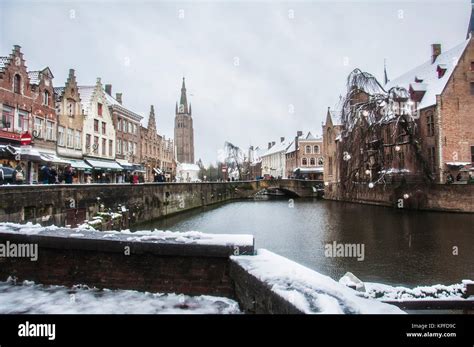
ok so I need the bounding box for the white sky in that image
[0,0,471,165]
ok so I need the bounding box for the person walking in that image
[132,171,139,184]
[39,162,51,184]
[14,164,25,185]
[64,164,74,184]
[49,166,58,184]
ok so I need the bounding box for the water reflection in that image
[134,199,474,287]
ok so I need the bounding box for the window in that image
[75,130,82,149]
[34,118,44,138]
[18,110,29,132]
[94,119,99,132]
[428,146,436,172]
[133,142,137,155]
[93,136,99,153]
[123,140,128,154]
[2,105,14,131]
[310,158,315,166]
[471,82,474,95]
[326,128,332,144]
[318,157,324,166]
[97,103,103,116]
[14,74,21,94]
[328,157,333,176]
[117,118,122,131]
[43,91,50,106]
[427,113,435,136]
[471,146,474,163]
[305,145,311,154]
[314,145,320,154]
[471,61,474,71]
[398,151,405,169]
[123,120,127,133]
[46,121,54,140]
[128,141,133,154]
[67,101,74,117]
[67,128,74,148]
[109,140,113,157]
[102,121,106,134]
[102,138,106,155]
[57,126,65,146]
[302,158,308,166]
[117,139,122,154]
[86,134,91,149]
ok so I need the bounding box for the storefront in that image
[294,167,324,180]
[84,157,123,183]
[65,159,92,184]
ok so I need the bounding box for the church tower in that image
[174,77,195,163]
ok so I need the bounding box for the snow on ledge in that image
[0,222,254,247]
[231,249,404,314]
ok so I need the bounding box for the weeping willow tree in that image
[223,141,245,179]
[338,69,434,196]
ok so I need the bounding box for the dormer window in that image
[414,76,423,83]
[437,64,447,79]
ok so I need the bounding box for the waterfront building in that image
[261,138,290,179]
[79,79,122,182]
[0,45,58,183]
[140,105,176,182]
[54,69,90,183]
[104,84,144,182]
[322,108,343,185]
[286,131,324,180]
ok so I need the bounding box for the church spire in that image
[178,77,189,114]
[148,105,156,130]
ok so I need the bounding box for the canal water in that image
[135,199,474,287]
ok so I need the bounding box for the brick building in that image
[384,18,474,183]
[0,45,57,182]
[322,108,343,185]
[104,84,143,182]
[174,77,194,164]
[141,105,175,182]
[286,131,324,180]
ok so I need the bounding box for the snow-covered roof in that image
[385,39,470,110]
[104,91,143,120]
[77,86,97,114]
[54,87,65,101]
[285,140,296,154]
[262,140,290,157]
[0,56,9,70]
[28,71,40,85]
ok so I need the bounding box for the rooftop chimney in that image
[115,93,122,104]
[272,141,276,147]
[268,142,272,149]
[105,84,112,96]
[431,44,441,64]
[280,137,285,143]
[297,130,303,137]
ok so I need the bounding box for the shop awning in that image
[66,159,92,171]
[85,158,123,171]
[133,165,146,173]
[116,159,135,171]
[153,168,163,174]
[18,146,42,161]
[39,151,70,165]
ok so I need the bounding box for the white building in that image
[176,162,200,182]
[261,137,291,179]
[79,78,122,180]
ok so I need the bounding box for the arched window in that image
[305,145,311,154]
[318,157,324,166]
[310,158,315,166]
[314,145,320,154]
[43,90,50,106]
[326,128,332,143]
[302,158,308,166]
[14,74,21,94]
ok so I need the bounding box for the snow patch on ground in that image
[360,282,470,301]
[0,278,241,314]
[232,249,404,314]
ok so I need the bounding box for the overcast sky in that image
[0,0,471,165]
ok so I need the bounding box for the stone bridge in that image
[0,179,323,228]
